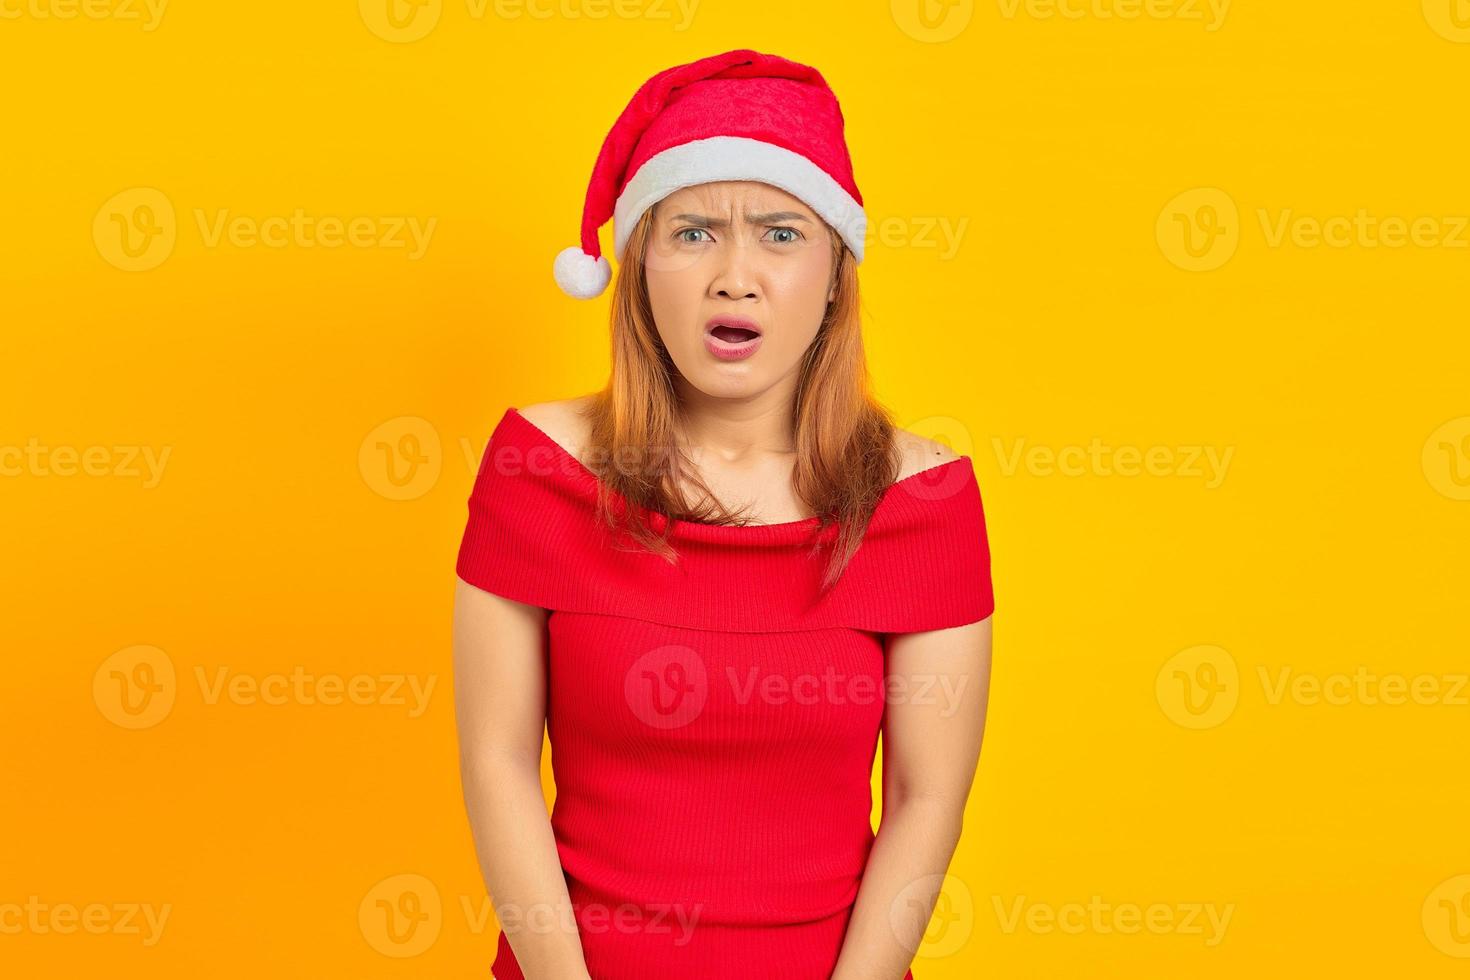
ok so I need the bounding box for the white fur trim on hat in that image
[553,245,612,299]
[612,136,867,264]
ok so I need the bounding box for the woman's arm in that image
[830,615,994,980]
[452,577,592,980]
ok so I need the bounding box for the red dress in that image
[456,407,995,980]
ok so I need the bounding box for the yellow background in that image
[3,0,1469,976]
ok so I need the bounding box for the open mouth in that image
[708,325,761,344]
[703,316,764,360]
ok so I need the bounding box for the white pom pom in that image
[553,246,612,299]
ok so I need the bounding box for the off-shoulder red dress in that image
[456,407,995,980]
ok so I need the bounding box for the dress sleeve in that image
[830,457,995,635]
[454,410,591,610]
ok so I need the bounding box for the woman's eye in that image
[674,227,802,244]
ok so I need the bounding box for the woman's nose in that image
[710,241,758,300]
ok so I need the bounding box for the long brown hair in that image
[581,203,902,593]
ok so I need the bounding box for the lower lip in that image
[703,330,763,361]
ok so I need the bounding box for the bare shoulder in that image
[516,394,597,460]
[891,426,967,482]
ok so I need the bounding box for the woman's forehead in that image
[656,181,812,217]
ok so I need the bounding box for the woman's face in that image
[644,180,837,401]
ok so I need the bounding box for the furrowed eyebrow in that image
[667,211,813,228]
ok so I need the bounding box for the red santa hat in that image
[552,48,868,300]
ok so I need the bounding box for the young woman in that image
[452,49,995,980]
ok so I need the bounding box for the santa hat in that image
[553,48,867,300]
